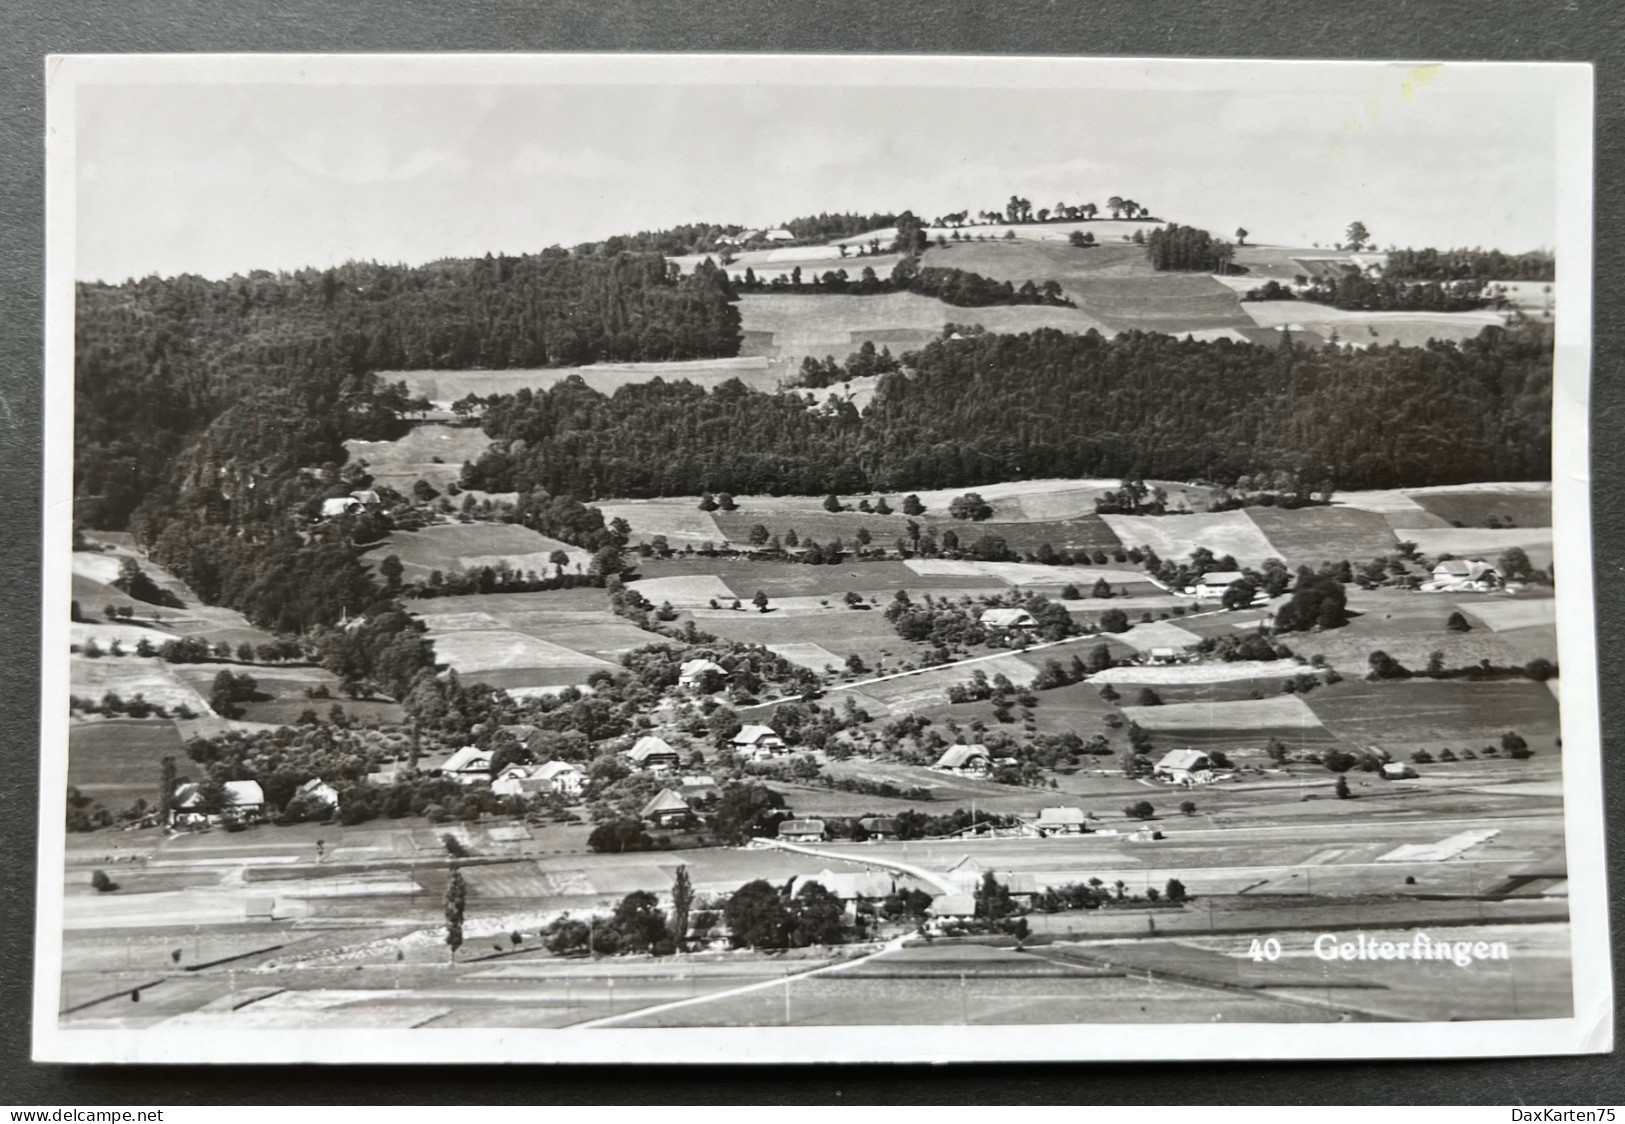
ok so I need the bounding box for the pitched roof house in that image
[933,744,991,774]
[678,658,728,686]
[1155,749,1215,785]
[440,745,495,784]
[980,607,1038,629]
[1036,806,1087,835]
[1194,571,1247,598]
[790,869,893,901]
[778,819,827,842]
[533,760,586,795]
[858,816,899,840]
[320,496,361,518]
[294,778,339,809]
[732,725,786,757]
[640,788,692,827]
[626,735,681,769]
[171,780,266,825]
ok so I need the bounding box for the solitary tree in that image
[1343,221,1371,251]
[753,590,770,613]
[901,494,926,516]
[822,493,843,513]
[1235,227,1249,246]
[445,865,466,961]
[1334,775,1352,799]
[157,755,176,824]
[1446,610,1472,632]
[670,866,694,953]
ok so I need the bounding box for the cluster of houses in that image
[169,776,340,828]
[437,745,587,798]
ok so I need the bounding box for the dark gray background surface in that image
[1,0,1619,1104]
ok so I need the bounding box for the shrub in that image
[91,869,118,893]
[1123,800,1155,821]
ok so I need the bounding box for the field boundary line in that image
[567,936,907,1029]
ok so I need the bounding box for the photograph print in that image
[35,53,1610,1063]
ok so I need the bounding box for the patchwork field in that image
[71,655,215,716]
[1245,505,1400,568]
[633,559,1004,600]
[1305,679,1561,753]
[1099,510,1280,568]
[736,292,1111,368]
[1120,694,1325,732]
[1409,488,1551,529]
[67,719,188,802]
[383,357,782,408]
[597,500,725,546]
[344,425,493,492]
[1091,659,1302,686]
[1238,300,1507,348]
[1279,588,1539,674]
[695,606,906,672]
[365,523,592,584]
[1402,527,1554,570]
[1109,619,1207,653]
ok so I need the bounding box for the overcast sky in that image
[70,57,1568,282]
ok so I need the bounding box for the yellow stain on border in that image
[1401,63,1443,100]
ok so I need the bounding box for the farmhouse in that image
[1428,559,1500,591]
[779,818,827,843]
[1036,806,1087,836]
[626,735,682,771]
[1382,762,1420,780]
[763,228,795,242]
[1149,647,1179,665]
[1155,749,1216,786]
[490,764,535,798]
[678,774,720,803]
[320,496,361,519]
[350,489,382,507]
[980,607,1038,630]
[439,745,495,785]
[533,760,586,796]
[933,743,991,776]
[171,780,266,827]
[678,658,728,687]
[928,893,976,919]
[640,789,692,829]
[732,725,787,759]
[293,778,339,810]
[859,816,900,840]
[1192,571,1247,599]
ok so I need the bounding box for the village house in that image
[1155,749,1216,786]
[171,780,266,827]
[293,777,339,811]
[1382,762,1419,780]
[858,816,900,841]
[490,763,535,798]
[927,892,976,919]
[1428,559,1500,592]
[678,658,728,688]
[439,745,495,785]
[640,788,692,829]
[789,870,894,915]
[731,724,787,760]
[979,607,1038,630]
[626,735,682,771]
[763,228,795,242]
[319,496,361,519]
[1192,571,1247,599]
[678,774,720,805]
[933,743,991,776]
[349,489,382,508]
[532,760,587,797]
[1148,647,1179,665]
[778,818,827,843]
[1035,806,1088,836]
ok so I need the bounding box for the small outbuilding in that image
[858,816,900,841]
[732,725,787,759]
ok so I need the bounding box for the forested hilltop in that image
[74,250,737,636]
[465,321,1553,498]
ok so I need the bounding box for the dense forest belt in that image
[74,251,741,528]
[464,321,1552,499]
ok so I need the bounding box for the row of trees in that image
[1245,268,1489,312]
[1147,224,1241,273]
[729,259,1072,308]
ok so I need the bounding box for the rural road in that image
[736,604,1236,712]
[756,836,960,895]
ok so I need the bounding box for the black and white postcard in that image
[35,53,1609,1063]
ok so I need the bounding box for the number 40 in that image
[1248,938,1282,962]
